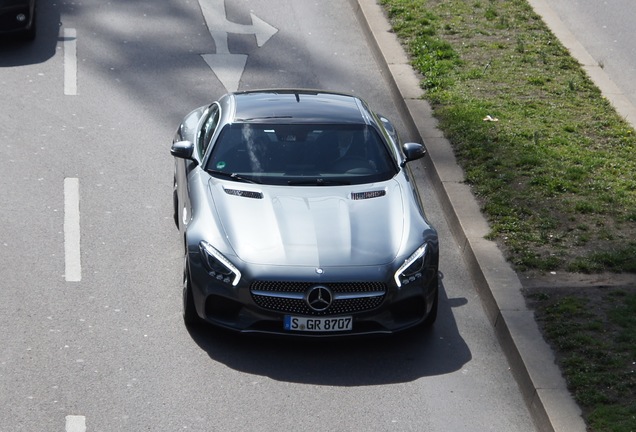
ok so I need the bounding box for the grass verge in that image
[526,286,636,432]
[376,0,636,430]
[378,0,636,273]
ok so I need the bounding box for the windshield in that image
[206,123,397,185]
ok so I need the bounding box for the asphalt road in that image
[0,1,536,431]
[546,0,636,110]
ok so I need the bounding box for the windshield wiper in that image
[207,170,262,184]
[288,178,350,186]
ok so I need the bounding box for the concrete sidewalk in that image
[349,1,590,431]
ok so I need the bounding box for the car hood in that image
[209,179,405,267]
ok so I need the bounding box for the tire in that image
[182,257,199,326]
[422,275,439,328]
[173,178,179,228]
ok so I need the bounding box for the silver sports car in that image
[171,89,439,336]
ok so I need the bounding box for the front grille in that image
[250,281,386,316]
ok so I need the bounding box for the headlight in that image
[199,241,242,286]
[394,244,428,287]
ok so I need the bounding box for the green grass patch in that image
[528,288,636,432]
[379,0,636,273]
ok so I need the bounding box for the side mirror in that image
[170,141,195,161]
[401,142,426,167]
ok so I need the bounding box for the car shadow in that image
[186,276,472,386]
[0,0,60,66]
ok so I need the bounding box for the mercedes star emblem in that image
[305,285,333,312]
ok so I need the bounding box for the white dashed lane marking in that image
[64,178,81,282]
[63,28,77,96]
[65,415,86,432]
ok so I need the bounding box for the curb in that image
[349,1,587,431]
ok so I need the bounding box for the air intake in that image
[224,188,263,199]
[351,190,386,200]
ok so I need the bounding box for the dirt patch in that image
[520,271,636,290]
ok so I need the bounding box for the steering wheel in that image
[332,156,374,174]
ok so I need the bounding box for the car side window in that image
[198,104,220,157]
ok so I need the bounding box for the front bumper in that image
[186,255,438,337]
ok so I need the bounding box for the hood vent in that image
[224,188,263,199]
[351,190,386,200]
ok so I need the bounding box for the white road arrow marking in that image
[198,0,278,91]
[201,53,247,95]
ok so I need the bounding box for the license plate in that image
[284,315,353,332]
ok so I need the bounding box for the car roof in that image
[229,89,372,125]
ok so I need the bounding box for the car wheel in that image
[173,178,179,228]
[182,257,199,326]
[422,275,439,328]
